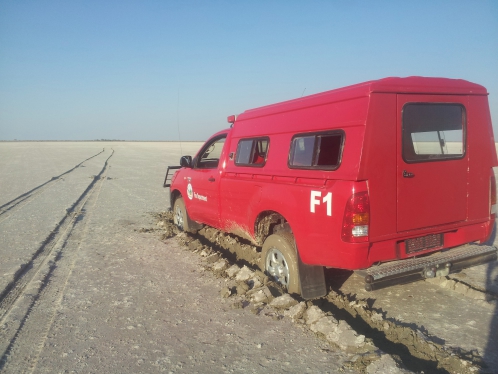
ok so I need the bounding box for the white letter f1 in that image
[310,191,321,213]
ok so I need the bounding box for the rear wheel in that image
[261,233,300,295]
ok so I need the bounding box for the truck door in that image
[187,134,227,227]
[396,95,469,232]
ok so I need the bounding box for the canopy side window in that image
[288,130,344,170]
[235,137,269,167]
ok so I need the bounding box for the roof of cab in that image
[237,77,487,122]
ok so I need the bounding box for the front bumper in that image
[356,244,497,291]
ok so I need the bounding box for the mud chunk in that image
[225,264,241,278]
[437,277,451,288]
[251,290,267,303]
[365,354,412,374]
[200,249,209,257]
[327,320,365,350]
[220,287,232,298]
[310,316,338,335]
[212,259,229,272]
[230,300,245,309]
[205,253,220,264]
[371,312,383,322]
[160,227,178,240]
[444,279,457,290]
[188,239,202,251]
[284,302,306,320]
[211,258,228,272]
[249,286,273,303]
[304,305,326,325]
[415,329,429,342]
[247,276,262,289]
[425,276,443,285]
[236,282,250,295]
[235,266,255,282]
[350,300,368,310]
[270,294,298,310]
[253,270,266,280]
[265,282,284,298]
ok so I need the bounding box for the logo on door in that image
[187,183,193,200]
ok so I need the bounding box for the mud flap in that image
[298,253,327,299]
[186,211,203,233]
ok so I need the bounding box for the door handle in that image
[208,177,216,182]
[403,170,415,178]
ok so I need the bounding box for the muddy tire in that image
[173,197,195,233]
[261,233,300,295]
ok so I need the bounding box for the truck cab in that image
[167,77,497,299]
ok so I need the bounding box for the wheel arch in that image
[170,188,181,209]
[254,210,293,246]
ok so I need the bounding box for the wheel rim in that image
[174,205,184,230]
[265,248,290,288]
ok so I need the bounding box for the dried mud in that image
[150,212,489,374]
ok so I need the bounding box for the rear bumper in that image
[356,244,497,291]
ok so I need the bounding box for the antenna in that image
[176,88,183,156]
[301,88,306,97]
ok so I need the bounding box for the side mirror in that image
[180,155,193,168]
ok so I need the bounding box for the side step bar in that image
[356,244,497,291]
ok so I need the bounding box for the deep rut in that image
[155,218,490,374]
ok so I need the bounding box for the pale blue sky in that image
[0,0,497,141]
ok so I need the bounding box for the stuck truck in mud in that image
[165,77,498,299]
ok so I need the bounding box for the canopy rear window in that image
[402,103,466,162]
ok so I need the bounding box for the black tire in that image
[260,233,300,295]
[173,197,194,232]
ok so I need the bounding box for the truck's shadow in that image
[324,267,353,290]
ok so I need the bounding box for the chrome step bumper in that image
[356,244,497,291]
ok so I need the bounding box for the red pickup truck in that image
[165,77,497,299]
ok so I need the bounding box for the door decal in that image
[187,183,193,200]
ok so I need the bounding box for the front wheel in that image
[260,233,300,295]
[173,197,195,232]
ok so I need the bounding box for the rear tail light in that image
[491,169,496,217]
[342,191,370,243]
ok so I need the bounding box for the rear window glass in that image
[235,137,269,167]
[289,131,344,170]
[402,103,465,162]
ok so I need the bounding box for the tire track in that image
[0,148,105,223]
[0,150,112,373]
[0,150,114,371]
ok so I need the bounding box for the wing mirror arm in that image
[180,155,193,168]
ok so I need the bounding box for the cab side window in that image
[235,137,269,167]
[402,103,465,162]
[289,131,344,170]
[196,136,226,169]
